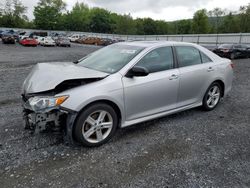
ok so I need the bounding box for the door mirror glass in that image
[126,66,149,77]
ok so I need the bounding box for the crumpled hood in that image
[22,62,109,94]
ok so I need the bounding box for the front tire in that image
[202,83,222,111]
[74,103,118,147]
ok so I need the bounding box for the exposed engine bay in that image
[23,108,66,133]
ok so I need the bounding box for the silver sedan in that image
[22,41,234,146]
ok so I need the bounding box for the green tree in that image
[176,20,192,34]
[88,8,112,33]
[13,0,28,27]
[111,13,136,35]
[239,4,250,32]
[135,18,145,35]
[208,8,225,33]
[135,18,158,35]
[64,2,89,31]
[143,18,157,35]
[0,0,28,27]
[33,0,66,30]
[192,9,210,34]
[155,20,169,34]
[220,12,240,33]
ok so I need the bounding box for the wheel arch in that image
[76,99,123,128]
[211,79,225,97]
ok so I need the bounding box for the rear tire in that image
[202,82,222,111]
[74,103,118,147]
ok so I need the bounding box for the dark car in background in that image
[0,30,18,39]
[55,37,71,47]
[100,38,115,46]
[2,33,15,44]
[213,44,250,59]
[113,38,125,43]
[0,30,3,38]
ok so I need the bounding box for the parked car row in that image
[68,33,125,46]
[0,29,71,47]
[19,36,71,47]
[1,29,249,57]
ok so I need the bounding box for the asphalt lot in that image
[0,42,250,188]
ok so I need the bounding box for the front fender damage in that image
[22,77,106,145]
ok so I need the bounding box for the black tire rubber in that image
[202,82,222,111]
[74,103,118,147]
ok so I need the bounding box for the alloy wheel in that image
[206,85,221,108]
[82,110,113,144]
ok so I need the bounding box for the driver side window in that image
[136,47,174,73]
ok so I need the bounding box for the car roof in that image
[120,41,198,48]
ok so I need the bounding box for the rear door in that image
[174,46,215,107]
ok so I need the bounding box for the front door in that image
[122,46,180,121]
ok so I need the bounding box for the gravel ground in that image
[0,42,249,188]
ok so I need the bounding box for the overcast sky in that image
[17,0,250,21]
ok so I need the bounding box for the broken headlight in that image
[28,96,69,111]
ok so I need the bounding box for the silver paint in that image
[22,41,233,128]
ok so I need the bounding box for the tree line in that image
[0,0,250,35]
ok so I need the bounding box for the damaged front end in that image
[22,77,104,134]
[22,94,70,133]
[21,62,109,143]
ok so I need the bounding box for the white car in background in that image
[40,37,56,46]
[19,35,30,41]
[33,36,43,44]
[68,34,86,42]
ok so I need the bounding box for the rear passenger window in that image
[136,47,174,73]
[200,52,212,63]
[176,46,202,67]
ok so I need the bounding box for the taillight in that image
[222,49,230,53]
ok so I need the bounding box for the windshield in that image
[78,44,145,73]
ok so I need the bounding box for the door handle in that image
[169,74,179,80]
[207,67,214,72]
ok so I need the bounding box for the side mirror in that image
[126,66,149,78]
